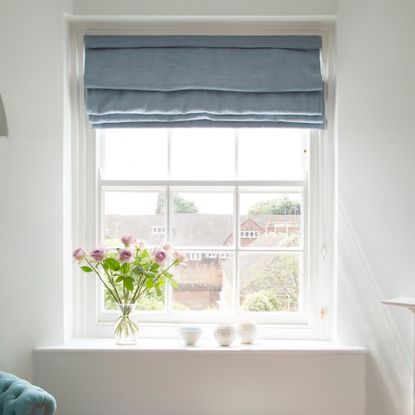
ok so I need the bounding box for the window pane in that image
[104,191,166,247]
[238,129,307,180]
[170,129,235,180]
[104,284,165,312]
[171,191,234,247]
[172,251,234,311]
[239,253,300,312]
[239,192,302,248]
[100,129,168,180]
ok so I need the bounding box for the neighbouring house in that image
[105,213,301,311]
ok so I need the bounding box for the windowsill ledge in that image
[34,338,366,354]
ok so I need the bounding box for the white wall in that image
[72,0,337,17]
[0,0,337,382]
[336,0,415,414]
[0,0,72,379]
[3,0,415,414]
[34,349,365,415]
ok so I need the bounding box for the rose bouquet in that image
[73,235,186,344]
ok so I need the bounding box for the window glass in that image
[98,128,309,318]
[238,129,306,180]
[239,192,302,248]
[100,129,168,180]
[170,129,235,180]
[171,191,234,247]
[239,253,300,312]
[103,191,166,247]
[172,251,234,312]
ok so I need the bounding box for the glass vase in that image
[115,303,138,345]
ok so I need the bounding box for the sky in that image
[101,128,307,215]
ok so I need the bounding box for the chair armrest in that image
[0,371,56,415]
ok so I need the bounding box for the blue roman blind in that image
[84,35,324,129]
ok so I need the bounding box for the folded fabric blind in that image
[84,35,324,129]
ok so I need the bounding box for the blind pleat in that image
[84,35,324,129]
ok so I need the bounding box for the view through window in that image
[97,128,309,321]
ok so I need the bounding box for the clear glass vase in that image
[114,303,138,345]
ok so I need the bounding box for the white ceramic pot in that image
[214,325,236,346]
[237,320,257,344]
[178,327,202,346]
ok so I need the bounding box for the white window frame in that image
[70,21,335,340]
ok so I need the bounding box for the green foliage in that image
[248,197,301,215]
[172,302,191,311]
[240,255,299,312]
[156,193,198,214]
[105,288,164,311]
[241,290,282,312]
[103,257,120,271]
[136,292,164,311]
[76,242,181,308]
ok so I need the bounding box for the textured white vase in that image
[214,325,236,346]
[237,320,257,344]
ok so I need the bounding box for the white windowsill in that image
[35,338,366,354]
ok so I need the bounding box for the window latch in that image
[321,244,327,259]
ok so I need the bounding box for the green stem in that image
[132,260,179,303]
[130,261,152,303]
[86,259,120,305]
[100,264,123,304]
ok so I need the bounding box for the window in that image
[152,226,166,235]
[91,127,320,327]
[73,28,333,339]
[240,231,260,238]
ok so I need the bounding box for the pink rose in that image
[121,235,135,247]
[153,248,167,264]
[72,247,86,262]
[135,240,146,251]
[119,248,133,263]
[90,247,106,262]
[163,243,172,252]
[173,251,187,264]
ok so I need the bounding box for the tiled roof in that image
[105,213,300,246]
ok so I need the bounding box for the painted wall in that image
[336,0,415,414]
[34,349,365,415]
[3,0,415,414]
[72,0,337,17]
[0,0,337,383]
[0,0,72,379]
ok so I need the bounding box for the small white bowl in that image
[178,327,202,346]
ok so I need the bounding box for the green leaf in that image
[145,279,154,289]
[155,285,162,296]
[104,258,120,271]
[116,276,124,283]
[124,277,134,292]
[169,278,179,289]
[121,262,130,275]
[132,265,144,275]
[80,266,93,273]
[156,278,165,288]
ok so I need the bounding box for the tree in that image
[248,197,301,215]
[156,193,198,214]
[240,255,299,312]
[105,288,164,311]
